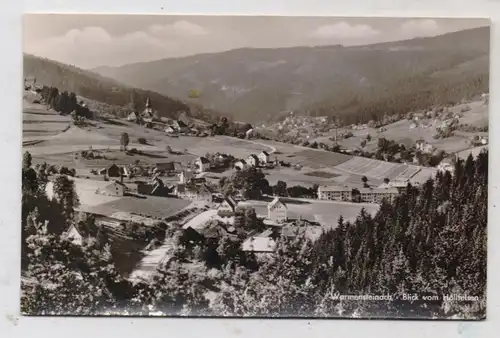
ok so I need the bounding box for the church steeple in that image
[145,97,151,108]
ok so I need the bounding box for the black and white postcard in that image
[21,14,489,319]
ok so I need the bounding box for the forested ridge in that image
[23,54,219,122]
[94,27,490,124]
[21,151,487,318]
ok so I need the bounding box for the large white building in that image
[317,186,352,201]
[358,187,399,204]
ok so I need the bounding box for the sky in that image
[23,15,489,69]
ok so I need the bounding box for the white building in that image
[234,160,247,171]
[127,112,138,122]
[246,154,259,167]
[267,197,288,223]
[195,157,210,173]
[258,151,270,164]
[318,186,352,201]
[96,181,126,197]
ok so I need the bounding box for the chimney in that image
[120,172,124,184]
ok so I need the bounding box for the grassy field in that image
[240,198,379,225]
[91,196,192,220]
[310,98,488,155]
[22,100,71,140]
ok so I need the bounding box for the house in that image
[281,226,323,242]
[155,162,176,173]
[217,196,238,216]
[246,154,259,167]
[172,120,189,133]
[267,197,288,223]
[242,236,277,253]
[234,160,247,170]
[378,180,408,193]
[96,181,126,197]
[127,112,138,122]
[179,183,213,202]
[106,164,121,178]
[179,170,194,184]
[165,126,176,134]
[415,140,434,154]
[258,151,270,164]
[64,225,83,246]
[317,186,352,201]
[195,157,211,173]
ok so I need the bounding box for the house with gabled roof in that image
[217,196,238,216]
[258,151,270,164]
[246,154,259,167]
[234,160,247,170]
[127,112,138,122]
[195,157,210,173]
[96,180,127,197]
[267,197,288,223]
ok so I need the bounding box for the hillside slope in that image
[94,26,490,123]
[23,54,218,121]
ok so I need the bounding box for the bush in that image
[137,138,147,145]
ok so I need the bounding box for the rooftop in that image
[242,236,277,252]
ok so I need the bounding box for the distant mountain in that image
[93,26,490,124]
[23,54,219,122]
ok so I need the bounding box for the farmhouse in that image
[416,140,434,154]
[246,154,259,167]
[127,112,138,122]
[165,126,176,134]
[234,160,247,170]
[358,187,399,204]
[217,196,238,216]
[155,162,176,173]
[195,157,211,173]
[172,120,189,133]
[267,197,288,223]
[179,183,213,202]
[105,164,121,178]
[258,151,270,164]
[96,181,127,197]
[317,186,352,201]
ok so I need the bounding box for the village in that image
[23,81,487,283]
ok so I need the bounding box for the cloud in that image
[311,22,380,40]
[24,21,210,68]
[148,20,209,37]
[399,19,440,39]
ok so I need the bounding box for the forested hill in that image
[23,54,219,122]
[93,26,490,124]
